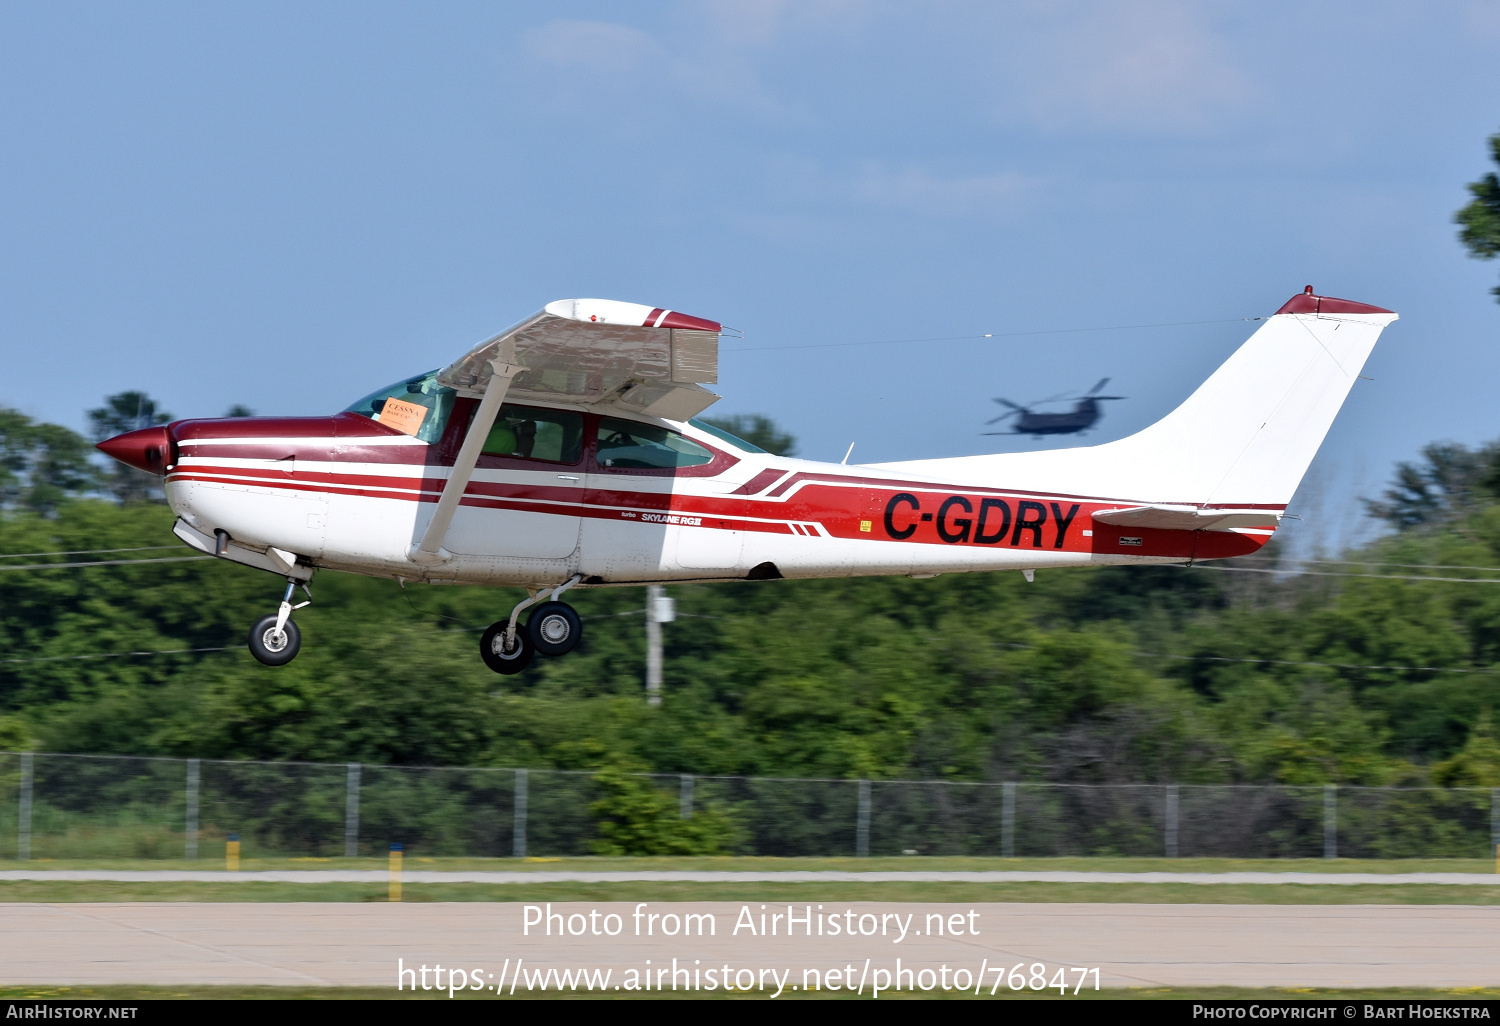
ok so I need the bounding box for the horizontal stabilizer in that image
[1092,505,1281,532]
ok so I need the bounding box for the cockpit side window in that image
[480,404,584,464]
[595,417,714,469]
[344,371,456,445]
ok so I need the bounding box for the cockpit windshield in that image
[689,418,768,454]
[344,370,456,444]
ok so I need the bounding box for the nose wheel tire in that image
[527,601,582,657]
[248,614,302,666]
[480,620,534,675]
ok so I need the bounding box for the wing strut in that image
[409,354,527,566]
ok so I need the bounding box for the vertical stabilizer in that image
[873,289,1398,508]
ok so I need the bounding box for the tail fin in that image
[876,289,1398,509]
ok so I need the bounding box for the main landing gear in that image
[248,577,312,666]
[480,575,583,676]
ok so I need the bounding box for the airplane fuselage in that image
[163,401,1268,590]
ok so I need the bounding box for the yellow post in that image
[226,833,240,872]
[389,843,403,902]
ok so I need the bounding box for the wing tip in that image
[643,308,721,332]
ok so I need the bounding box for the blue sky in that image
[2,2,1498,544]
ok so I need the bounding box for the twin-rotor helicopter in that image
[984,378,1127,437]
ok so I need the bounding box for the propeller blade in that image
[991,397,1025,411]
[984,410,1019,425]
[1088,377,1111,395]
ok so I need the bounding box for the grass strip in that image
[9,880,1500,903]
[8,856,1499,874]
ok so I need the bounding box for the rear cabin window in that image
[596,417,714,469]
[481,404,584,464]
[344,370,455,444]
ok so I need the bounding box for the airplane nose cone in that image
[96,426,174,476]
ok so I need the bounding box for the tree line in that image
[5,405,1500,790]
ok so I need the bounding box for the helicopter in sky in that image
[985,378,1127,436]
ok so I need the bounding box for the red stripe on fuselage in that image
[170,464,1273,559]
[731,468,788,495]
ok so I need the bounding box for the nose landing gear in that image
[248,578,312,666]
[480,575,583,676]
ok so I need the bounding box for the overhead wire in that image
[1184,564,1500,585]
[1235,555,1500,574]
[0,545,183,560]
[992,641,1495,677]
[720,316,1264,354]
[1133,650,1494,676]
[0,555,213,572]
[0,646,231,665]
[0,603,1486,675]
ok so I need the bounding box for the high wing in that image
[412,298,723,567]
[436,298,724,422]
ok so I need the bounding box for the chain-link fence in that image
[3,751,1499,860]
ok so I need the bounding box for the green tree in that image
[0,408,97,513]
[1456,127,1500,301]
[589,759,736,855]
[1431,713,1500,787]
[87,391,172,503]
[700,414,797,456]
[1363,440,1500,529]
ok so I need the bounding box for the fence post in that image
[185,759,200,860]
[680,774,694,819]
[1491,787,1499,858]
[856,779,871,857]
[1323,784,1337,859]
[344,763,361,858]
[1001,782,1016,858]
[18,753,33,861]
[1165,783,1179,858]
[513,769,528,858]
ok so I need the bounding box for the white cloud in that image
[520,16,785,116]
[522,20,663,75]
[690,0,873,46]
[981,1,1252,136]
[851,164,1039,218]
[1462,1,1500,40]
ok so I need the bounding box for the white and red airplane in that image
[97,287,1396,673]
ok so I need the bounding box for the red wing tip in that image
[1275,291,1394,316]
[641,309,721,332]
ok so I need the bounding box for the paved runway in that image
[4,902,1498,990]
[3,869,1499,884]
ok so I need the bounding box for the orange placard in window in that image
[379,398,428,436]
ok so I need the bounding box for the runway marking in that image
[49,904,337,986]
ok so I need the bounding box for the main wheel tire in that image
[248,614,301,666]
[480,620,534,675]
[527,601,582,657]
